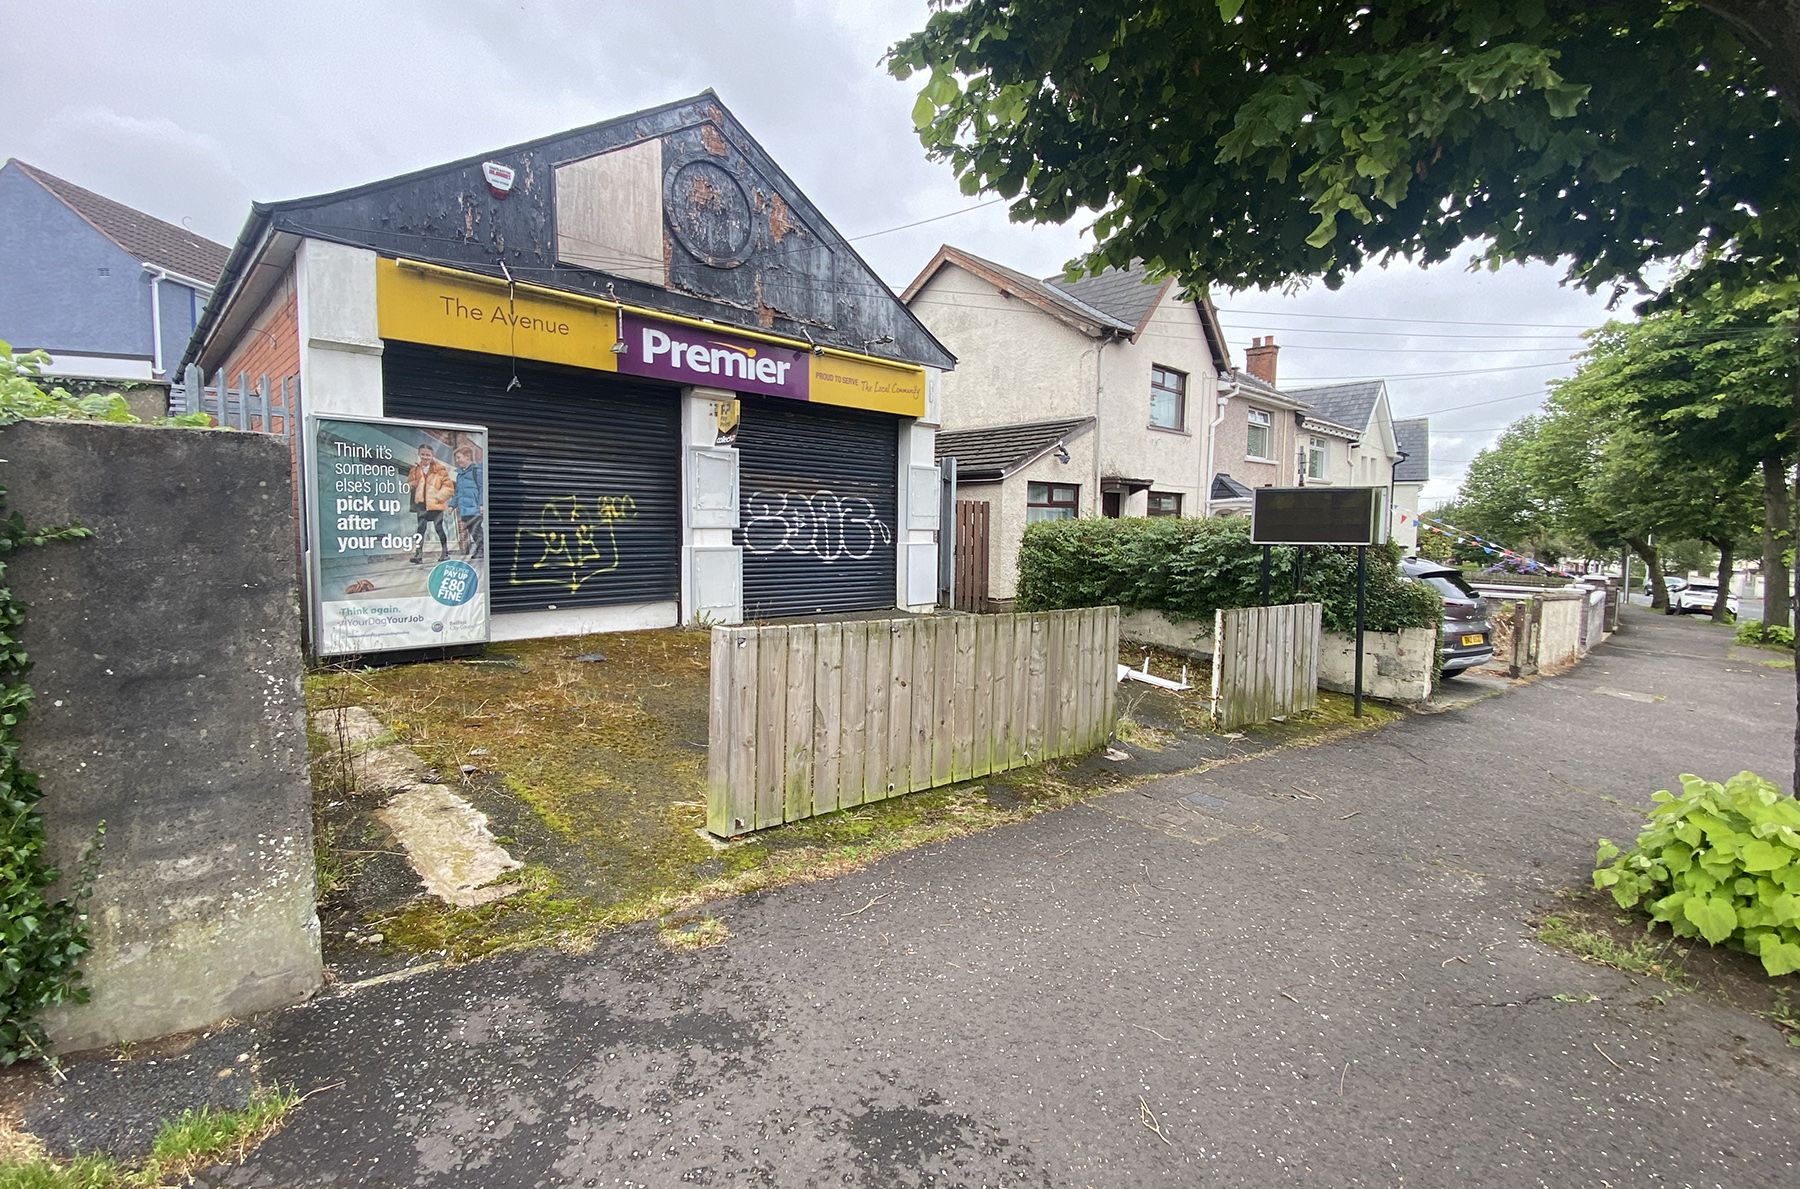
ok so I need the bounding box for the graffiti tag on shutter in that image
[509,494,639,592]
[742,490,893,563]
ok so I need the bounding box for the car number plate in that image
[1460,633,1487,647]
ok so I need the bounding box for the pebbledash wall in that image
[184,93,952,641]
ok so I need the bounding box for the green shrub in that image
[1735,620,1796,650]
[1015,515,1441,633]
[1593,771,1800,978]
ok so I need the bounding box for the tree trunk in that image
[1764,454,1794,630]
[1710,539,1736,623]
[1626,536,1666,608]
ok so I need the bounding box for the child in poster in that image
[451,444,486,560]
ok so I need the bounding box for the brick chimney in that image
[1245,335,1279,385]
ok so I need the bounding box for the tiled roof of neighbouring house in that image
[1211,473,1254,501]
[11,160,230,283]
[913,246,1136,334]
[1045,264,1168,333]
[936,416,1094,481]
[1282,380,1385,433]
[1393,417,1430,482]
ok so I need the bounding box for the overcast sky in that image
[6,0,1630,505]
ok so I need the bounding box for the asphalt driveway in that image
[28,608,1800,1186]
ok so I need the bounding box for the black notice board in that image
[1250,486,1386,546]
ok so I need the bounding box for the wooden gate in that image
[952,500,990,611]
[707,607,1119,837]
[1211,602,1322,729]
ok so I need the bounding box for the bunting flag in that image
[1414,514,1544,572]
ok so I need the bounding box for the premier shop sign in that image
[617,313,808,400]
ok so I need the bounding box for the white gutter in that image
[1205,372,1240,518]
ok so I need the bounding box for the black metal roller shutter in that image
[383,343,681,613]
[736,395,899,618]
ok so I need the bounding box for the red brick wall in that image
[217,275,300,434]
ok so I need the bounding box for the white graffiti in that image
[742,490,893,563]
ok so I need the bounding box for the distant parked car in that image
[1400,558,1495,677]
[1648,576,1687,598]
[1668,580,1739,618]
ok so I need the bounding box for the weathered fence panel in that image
[1211,602,1323,730]
[708,607,1120,836]
[953,500,990,610]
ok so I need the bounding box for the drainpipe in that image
[142,265,215,380]
[1205,372,1239,518]
[147,269,164,377]
[1389,449,1410,548]
[1091,335,1110,516]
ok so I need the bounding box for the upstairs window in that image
[1246,408,1273,461]
[1147,491,1182,517]
[1027,482,1080,522]
[1306,436,1329,481]
[1150,366,1187,430]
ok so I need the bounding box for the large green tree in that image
[1603,285,1795,628]
[892,0,1800,788]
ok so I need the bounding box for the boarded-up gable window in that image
[555,140,666,287]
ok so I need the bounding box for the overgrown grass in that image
[311,629,1402,963]
[1537,913,1691,984]
[0,1087,298,1189]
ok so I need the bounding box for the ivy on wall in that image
[0,476,101,1065]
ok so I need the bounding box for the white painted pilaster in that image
[294,239,383,418]
[681,386,743,624]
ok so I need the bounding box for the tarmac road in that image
[31,608,1800,1187]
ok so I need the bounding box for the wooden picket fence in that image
[707,607,1120,837]
[1210,602,1322,729]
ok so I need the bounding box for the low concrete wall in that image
[6,420,321,1052]
[1120,608,1215,657]
[1537,591,1584,670]
[1121,608,1435,703]
[1318,626,1437,703]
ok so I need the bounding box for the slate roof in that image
[1392,418,1430,482]
[1211,473,1254,501]
[1282,380,1385,434]
[10,160,230,283]
[909,246,1135,334]
[935,416,1094,481]
[1045,264,1168,333]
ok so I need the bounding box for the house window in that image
[1306,436,1329,481]
[1246,408,1273,460]
[1147,491,1182,517]
[1027,482,1079,522]
[1149,366,1186,430]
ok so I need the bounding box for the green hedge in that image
[1016,516,1442,634]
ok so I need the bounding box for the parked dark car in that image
[1400,557,1495,677]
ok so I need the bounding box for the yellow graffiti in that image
[509,494,639,592]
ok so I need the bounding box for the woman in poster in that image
[451,444,486,560]
[407,443,455,564]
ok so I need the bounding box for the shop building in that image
[182,93,953,639]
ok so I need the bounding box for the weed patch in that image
[0,1086,297,1188]
[1537,913,1691,983]
[658,915,730,951]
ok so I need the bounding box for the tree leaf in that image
[1683,895,1737,945]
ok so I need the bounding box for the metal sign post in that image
[1354,545,1367,717]
[1250,486,1388,717]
